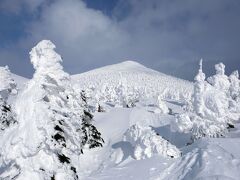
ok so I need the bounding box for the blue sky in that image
[0,0,239,80]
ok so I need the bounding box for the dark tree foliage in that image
[80,91,104,150]
[0,99,16,131]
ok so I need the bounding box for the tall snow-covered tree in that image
[193,59,205,117]
[80,90,104,149]
[0,40,103,180]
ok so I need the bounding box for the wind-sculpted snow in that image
[87,105,240,180]
[72,61,193,102]
[124,124,181,160]
[156,139,240,180]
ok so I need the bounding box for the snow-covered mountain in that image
[12,61,193,101]
[72,61,193,101]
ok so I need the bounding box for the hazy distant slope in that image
[72,61,193,100]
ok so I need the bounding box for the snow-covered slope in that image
[78,104,240,180]
[72,61,193,101]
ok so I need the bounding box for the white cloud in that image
[0,0,239,80]
[25,0,129,71]
[0,0,45,13]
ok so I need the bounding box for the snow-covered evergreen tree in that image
[0,40,103,180]
[124,124,180,160]
[0,97,16,131]
[115,77,129,107]
[0,66,17,100]
[171,60,230,141]
[193,59,205,117]
[206,63,240,123]
[114,77,140,108]
[229,70,240,101]
[207,62,230,94]
[80,91,104,149]
[228,70,240,121]
[0,66,17,132]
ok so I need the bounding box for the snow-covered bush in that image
[124,124,181,160]
[156,95,169,114]
[0,40,103,180]
[144,95,170,114]
[173,112,227,140]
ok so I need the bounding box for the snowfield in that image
[77,106,240,180]
[0,40,240,180]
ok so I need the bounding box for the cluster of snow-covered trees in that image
[0,40,104,180]
[78,79,143,112]
[79,79,171,115]
[171,59,240,141]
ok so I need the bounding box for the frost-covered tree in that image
[0,66,17,132]
[115,78,129,107]
[115,78,140,108]
[229,70,240,101]
[0,97,16,131]
[0,66,17,100]
[94,84,109,112]
[228,70,240,121]
[206,63,239,122]
[124,124,180,160]
[193,59,205,117]
[0,40,103,180]
[171,60,230,141]
[207,62,230,94]
[80,91,104,149]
